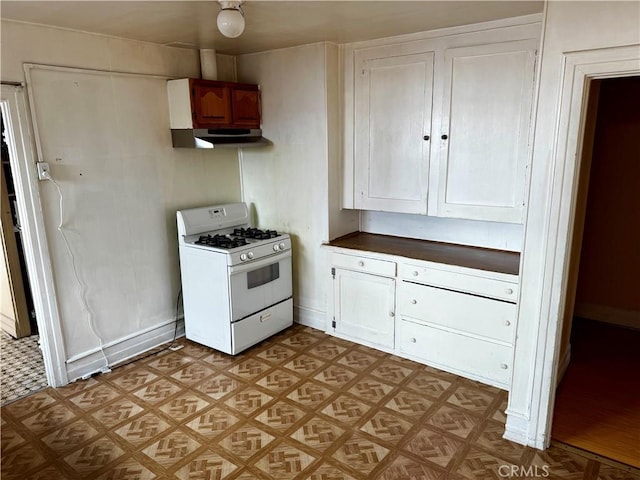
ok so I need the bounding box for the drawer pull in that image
[358,261,365,267]
[500,363,509,370]
[505,320,511,326]
[412,271,419,276]
[410,337,417,343]
[411,299,417,305]
[505,288,514,295]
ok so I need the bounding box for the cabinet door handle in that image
[500,363,509,370]
[411,299,417,305]
[423,135,430,141]
[505,288,514,295]
[390,311,395,317]
[410,337,417,343]
[412,271,419,276]
[358,261,364,267]
[505,320,511,326]
[441,134,448,140]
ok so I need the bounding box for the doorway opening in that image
[551,76,640,468]
[1,102,48,404]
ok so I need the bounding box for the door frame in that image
[1,138,32,338]
[505,45,640,448]
[1,85,68,387]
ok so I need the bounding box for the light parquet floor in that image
[2,324,638,479]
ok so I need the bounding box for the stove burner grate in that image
[195,234,248,249]
[233,227,280,240]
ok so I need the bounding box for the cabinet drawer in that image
[398,282,515,343]
[399,263,518,302]
[398,319,512,387]
[332,253,396,277]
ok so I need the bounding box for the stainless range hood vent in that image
[171,128,271,149]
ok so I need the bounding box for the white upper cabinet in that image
[342,16,541,224]
[354,50,434,214]
[437,40,537,223]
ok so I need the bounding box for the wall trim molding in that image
[1,85,68,387]
[574,303,640,330]
[511,43,640,449]
[504,411,543,448]
[294,305,325,332]
[66,318,184,382]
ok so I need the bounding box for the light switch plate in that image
[36,162,50,180]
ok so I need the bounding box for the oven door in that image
[228,251,293,321]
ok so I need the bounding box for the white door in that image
[332,268,395,349]
[437,39,537,223]
[354,50,434,214]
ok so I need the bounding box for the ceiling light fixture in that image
[217,0,245,39]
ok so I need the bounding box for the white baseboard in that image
[294,305,325,331]
[574,303,640,330]
[556,345,571,387]
[504,346,570,449]
[65,318,184,383]
[504,410,546,449]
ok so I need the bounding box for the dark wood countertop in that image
[327,232,520,276]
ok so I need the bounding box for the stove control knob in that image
[273,244,280,251]
[279,242,286,250]
[247,252,254,260]
[240,253,248,261]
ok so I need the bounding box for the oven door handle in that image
[229,250,291,275]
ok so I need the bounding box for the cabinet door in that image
[354,51,434,214]
[231,87,261,128]
[332,268,395,349]
[438,39,537,223]
[192,84,231,127]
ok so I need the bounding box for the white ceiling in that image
[1,1,544,55]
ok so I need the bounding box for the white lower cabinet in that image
[328,249,518,390]
[331,254,396,349]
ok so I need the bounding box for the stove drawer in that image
[231,298,293,354]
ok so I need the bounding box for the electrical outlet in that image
[36,162,50,180]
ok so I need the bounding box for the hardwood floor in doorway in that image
[552,319,640,468]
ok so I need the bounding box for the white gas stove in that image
[177,203,293,354]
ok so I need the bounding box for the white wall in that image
[506,1,640,447]
[1,21,242,379]
[237,43,357,329]
[362,212,524,251]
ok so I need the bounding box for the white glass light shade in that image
[217,7,245,38]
